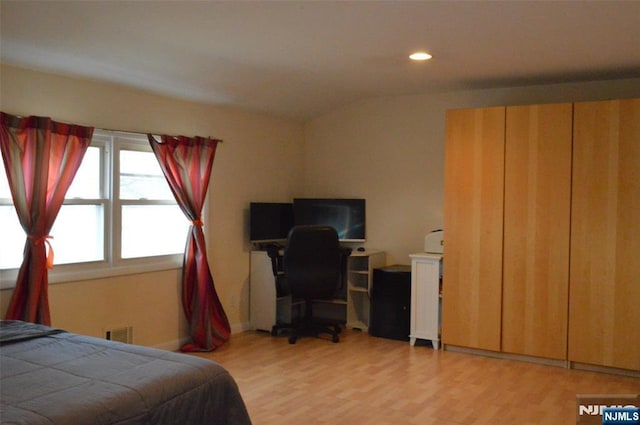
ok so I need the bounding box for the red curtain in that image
[148,134,230,352]
[0,112,93,325]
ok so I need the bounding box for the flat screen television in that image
[293,198,366,242]
[249,202,294,243]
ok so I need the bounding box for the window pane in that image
[0,204,105,269]
[66,146,101,199]
[0,205,24,269]
[2,147,101,200]
[50,205,104,265]
[120,150,174,200]
[121,205,188,259]
[1,152,104,269]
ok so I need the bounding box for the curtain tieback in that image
[28,235,55,269]
[191,219,204,227]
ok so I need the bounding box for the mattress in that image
[0,320,252,425]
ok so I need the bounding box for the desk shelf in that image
[348,286,368,293]
[346,250,386,331]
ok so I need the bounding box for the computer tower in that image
[370,265,411,341]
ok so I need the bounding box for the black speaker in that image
[370,265,411,341]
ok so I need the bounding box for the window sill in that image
[0,256,183,290]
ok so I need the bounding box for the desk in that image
[250,250,289,333]
[250,249,385,333]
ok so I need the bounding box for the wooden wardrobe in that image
[442,98,639,372]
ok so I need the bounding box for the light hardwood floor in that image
[192,329,639,425]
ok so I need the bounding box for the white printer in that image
[424,229,444,254]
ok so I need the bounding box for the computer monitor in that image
[293,198,366,242]
[249,202,294,243]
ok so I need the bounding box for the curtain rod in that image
[96,127,223,143]
[1,112,223,143]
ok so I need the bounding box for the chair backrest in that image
[284,225,341,301]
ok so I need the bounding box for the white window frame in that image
[0,130,186,289]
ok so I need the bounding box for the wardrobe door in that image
[502,103,572,360]
[569,98,640,371]
[442,107,505,351]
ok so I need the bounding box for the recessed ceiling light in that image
[409,52,432,61]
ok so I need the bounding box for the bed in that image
[0,320,252,425]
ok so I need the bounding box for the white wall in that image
[304,78,640,265]
[0,64,304,348]
[2,63,640,348]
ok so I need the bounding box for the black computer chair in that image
[284,225,348,344]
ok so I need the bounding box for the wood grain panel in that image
[502,103,572,360]
[569,98,640,371]
[442,107,505,352]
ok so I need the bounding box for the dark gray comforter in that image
[0,321,252,425]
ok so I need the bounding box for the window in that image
[0,131,190,287]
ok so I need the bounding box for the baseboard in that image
[444,345,568,369]
[570,361,640,378]
[151,322,250,351]
[153,338,188,352]
[444,345,640,377]
[231,321,252,335]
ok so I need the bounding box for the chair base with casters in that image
[288,300,342,344]
[270,296,305,337]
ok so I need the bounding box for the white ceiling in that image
[2,1,640,120]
